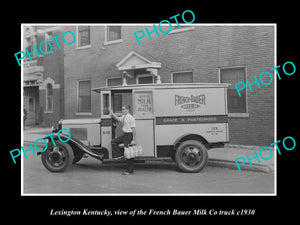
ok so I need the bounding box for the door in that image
[111,91,132,138]
[24,86,39,125]
[135,119,155,156]
[24,97,35,125]
[100,91,113,158]
[133,90,155,157]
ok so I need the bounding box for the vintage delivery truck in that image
[40,83,230,173]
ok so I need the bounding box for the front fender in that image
[41,133,102,160]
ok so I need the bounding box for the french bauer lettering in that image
[175,94,206,107]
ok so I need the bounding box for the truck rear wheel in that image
[41,141,74,172]
[175,140,208,173]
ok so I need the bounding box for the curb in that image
[208,158,273,173]
[23,140,46,149]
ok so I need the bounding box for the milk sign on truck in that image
[38,83,230,173]
[135,91,153,116]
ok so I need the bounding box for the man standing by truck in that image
[111,105,137,175]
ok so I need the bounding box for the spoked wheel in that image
[41,141,74,172]
[175,140,208,173]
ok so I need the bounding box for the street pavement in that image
[21,126,275,195]
[22,152,274,194]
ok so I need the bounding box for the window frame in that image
[218,65,249,117]
[45,83,53,113]
[106,76,122,87]
[44,32,53,53]
[76,79,92,115]
[136,74,154,84]
[104,25,123,46]
[76,26,91,49]
[171,70,194,83]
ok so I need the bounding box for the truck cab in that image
[41,83,230,173]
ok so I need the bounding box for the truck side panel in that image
[153,87,229,146]
[153,88,227,117]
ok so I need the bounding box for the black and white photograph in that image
[4,5,298,224]
[21,23,276,195]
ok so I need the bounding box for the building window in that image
[44,32,54,52]
[172,71,193,83]
[137,75,153,84]
[46,83,53,112]
[220,67,247,113]
[78,80,91,112]
[107,77,122,86]
[78,26,91,47]
[104,26,123,45]
[107,26,121,42]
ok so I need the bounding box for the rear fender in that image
[174,134,209,149]
[42,133,102,160]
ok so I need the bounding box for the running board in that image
[102,159,146,164]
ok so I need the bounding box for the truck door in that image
[133,90,155,157]
[100,91,113,158]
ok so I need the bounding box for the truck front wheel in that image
[175,140,208,173]
[41,141,74,172]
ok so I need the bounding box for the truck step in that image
[102,159,145,164]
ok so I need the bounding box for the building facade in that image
[63,24,274,146]
[23,26,64,126]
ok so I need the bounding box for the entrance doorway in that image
[24,86,39,125]
[111,90,133,138]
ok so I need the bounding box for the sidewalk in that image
[208,147,274,174]
[23,126,52,143]
[23,126,274,173]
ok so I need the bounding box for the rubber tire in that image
[41,141,74,173]
[175,140,208,173]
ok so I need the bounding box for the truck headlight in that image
[51,126,59,133]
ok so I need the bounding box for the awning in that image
[116,51,161,71]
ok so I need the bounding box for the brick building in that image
[23,25,64,126]
[63,24,274,146]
